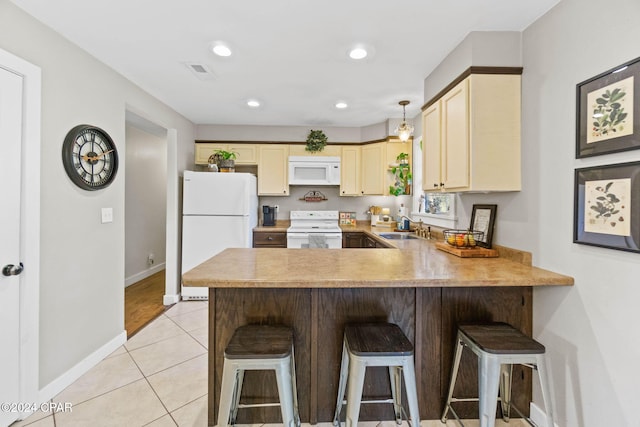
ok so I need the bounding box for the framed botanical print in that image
[470,204,497,248]
[574,162,640,253]
[576,56,640,158]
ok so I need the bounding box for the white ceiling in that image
[11,0,560,128]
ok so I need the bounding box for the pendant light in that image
[395,100,414,142]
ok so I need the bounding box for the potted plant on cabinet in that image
[389,153,411,196]
[213,149,237,172]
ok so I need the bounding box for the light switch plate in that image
[101,207,113,224]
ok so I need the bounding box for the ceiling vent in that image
[183,62,215,81]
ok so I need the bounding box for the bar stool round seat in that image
[333,323,420,427]
[217,324,300,427]
[441,323,556,427]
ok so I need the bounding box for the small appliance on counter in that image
[262,205,277,226]
[369,205,382,226]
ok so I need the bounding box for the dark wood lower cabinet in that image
[363,235,377,248]
[342,232,364,248]
[253,231,287,248]
[207,286,532,425]
[342,231,391,248]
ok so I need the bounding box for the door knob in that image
[2,262,23,276]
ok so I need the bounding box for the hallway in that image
[125,270,167,338]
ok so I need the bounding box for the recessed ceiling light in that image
[211,42,232,57]
[349,47,368,60]
[247,99,260,108]
[335,102,348,109]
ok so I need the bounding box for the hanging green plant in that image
[389,153,412,196]
[305,129,328,152]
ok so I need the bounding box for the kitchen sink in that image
[378,233,420,240]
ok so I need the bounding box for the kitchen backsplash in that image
[259,186,412,220]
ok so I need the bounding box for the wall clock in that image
[62,124,119,190]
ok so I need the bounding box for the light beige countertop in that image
[183,224,574,288]
[253,220,290,232]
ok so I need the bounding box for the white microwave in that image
[288,156,341,186]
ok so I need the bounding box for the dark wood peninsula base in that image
[208,285,534,425]
[182,246,573,426]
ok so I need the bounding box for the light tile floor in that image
[11,301,528,427]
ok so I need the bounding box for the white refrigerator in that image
[181,171,258,300]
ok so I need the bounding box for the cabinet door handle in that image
[267,236,273,241]
[433,183,439,188]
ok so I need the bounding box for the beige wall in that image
[524,0,640,425]
[423,31,522,103]
[0,1,194,390]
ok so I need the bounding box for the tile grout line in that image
[126,343,176,426]
[163,308,209,352]
[125,340,208,426]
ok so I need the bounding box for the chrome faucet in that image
[397,216,434,239]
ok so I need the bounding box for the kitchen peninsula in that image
[182,235,573,425]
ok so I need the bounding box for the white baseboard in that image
[530,402,559,427]
[125,262,166,287]
[38,331,127,404]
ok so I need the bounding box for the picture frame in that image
[576,56,640,158]
[470,204,497,248]
[574,161,640,253]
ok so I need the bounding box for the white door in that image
[0,67,24,426]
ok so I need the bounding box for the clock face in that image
[62,125,119,190]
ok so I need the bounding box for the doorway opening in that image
[124,111,171,337]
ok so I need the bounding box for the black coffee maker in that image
[262,205,277,226]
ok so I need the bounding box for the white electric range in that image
[286,210,343,248]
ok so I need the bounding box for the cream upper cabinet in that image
[441,79,470,190]
[228,144,257,164]
[422,102,442,191]
[340,145,361,196]
[289,144,342,157]
[421,73,521,192]
[361,142,385,195]
[257,144,289,196]
[195,143,227,164]
[194,143,257,165]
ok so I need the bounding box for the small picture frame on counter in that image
[573,161,640,253]
[339,211,357,226]
[470,204,497,248]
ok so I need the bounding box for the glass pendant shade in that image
[395,100,414,142]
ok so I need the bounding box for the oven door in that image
[287,232,342,248]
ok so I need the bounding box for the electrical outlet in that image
[274,205,279,211]
[147,253,155,266]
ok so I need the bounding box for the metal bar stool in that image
[217,324,300,427]
[441,323,556,427]
[333,323,420,427]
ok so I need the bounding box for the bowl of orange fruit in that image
[442,229,484,248]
